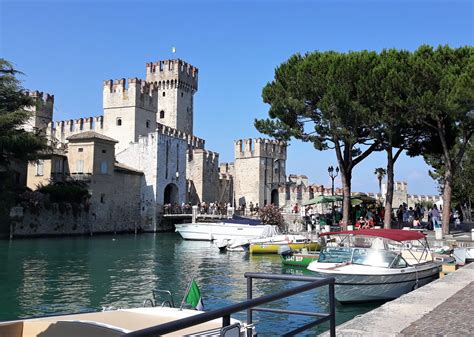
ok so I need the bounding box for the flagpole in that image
[179,278,193,311]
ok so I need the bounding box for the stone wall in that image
[187,149,219,203]
[11,200,141,237]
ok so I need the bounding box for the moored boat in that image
[175,216,273,241]
[250,236,319,254]
[0,307,247,337]
[280,248,320,267]
[307,229,441,303]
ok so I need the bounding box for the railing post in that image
[246,275,253,337]
[329,282,336,337]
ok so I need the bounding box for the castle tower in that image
[102,78,158,152]
[233,138,287,207]
[24,91,54,134]
[146,59,198,135]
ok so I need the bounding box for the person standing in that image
[430,205,441,230]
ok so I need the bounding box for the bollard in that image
[435,229,443,240]
[324,225,331,233]
[471,228,474,241]
[192,205,198,223]
[347,225,354,231]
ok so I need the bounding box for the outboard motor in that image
[278,244,293,257]
[215,239,229,252]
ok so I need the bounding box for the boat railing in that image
[123,273,336,337]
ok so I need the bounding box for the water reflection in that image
[0,233,380,335]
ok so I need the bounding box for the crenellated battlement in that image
[47,116,104,144]
[192,149,219,166]
[234,138,287,159]
[27,90,55,104]
[146,59,198,91]
[156,122,204,149]
[103,78,158,111]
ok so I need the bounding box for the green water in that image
[0,233,380,335]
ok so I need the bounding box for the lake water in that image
[0,233,380,335]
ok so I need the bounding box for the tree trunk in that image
[442,169,453,235]
[340,169,351,230]
[384,149,395,229]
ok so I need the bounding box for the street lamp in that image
[328,165,339,225]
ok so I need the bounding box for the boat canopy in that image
[321,229,425,242]
[225,215,262,226]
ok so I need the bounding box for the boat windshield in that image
[318,247,352,263]
[352,248,400,268]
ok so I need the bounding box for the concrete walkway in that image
[320,263,474,336]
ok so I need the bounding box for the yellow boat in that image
[250,239,320,254]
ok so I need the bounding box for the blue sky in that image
[1,0,473,195]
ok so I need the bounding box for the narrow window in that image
[76,160,84,174]
[100,161,108,174]
[36,160,44,176]
[78,148,83,152]
[117,118,122,126]
[162,92,166,97]
[146,120,150,128]
[100,194,105,203]
[160,110,165,119]
[181,92,183,97]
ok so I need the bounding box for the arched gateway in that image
[164,183,179,204]
[271,189,279,207]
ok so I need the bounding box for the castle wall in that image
[24,91,54,134]
[187,149,219,203]
[116,130,187,231]
[103,78,157,153]
[146,59,197,135]
[233,138,287,207]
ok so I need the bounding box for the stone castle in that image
[23,58,292,232]
[21,58,442,234]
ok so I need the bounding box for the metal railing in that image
[123,273,335,337]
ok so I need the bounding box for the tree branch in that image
[351,141,380,168]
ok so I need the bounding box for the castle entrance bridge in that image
[162,205,236,224]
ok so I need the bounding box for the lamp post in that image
[328,165,339,225]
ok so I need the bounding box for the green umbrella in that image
[302,195,343,206]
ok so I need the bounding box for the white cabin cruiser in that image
[307,229,441,303]
[175,216,272,241]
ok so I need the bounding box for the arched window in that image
[162,91,166,97]
[116,118,122,126]
[160,110,165,119]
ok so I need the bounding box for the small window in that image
[181,92,183,97]
[162,91,166,97]
[102,149,106,154]
[100,194,105,203]
[160,110,165,119]
[146,120,150,128]
[78,148,83,152]
[100,161,108,174]
[117,118,122,126]
[35,160,44,176]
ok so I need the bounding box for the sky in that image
[1,0,473,195]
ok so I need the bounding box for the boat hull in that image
[309,263,441,303]
[175,222,268,241]
[250,242,319,254]
[281,253,320,267]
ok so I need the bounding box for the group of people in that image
[239,201,260,216]
[162,201,233,215]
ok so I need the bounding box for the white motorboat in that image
[307,229,441,303]
[175,216,274,241]
[0,307,248,337]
